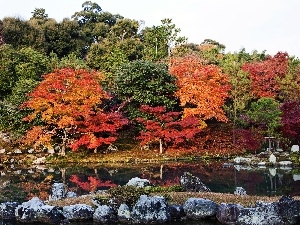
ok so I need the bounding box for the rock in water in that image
[180,172,210,192]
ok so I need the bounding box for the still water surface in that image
[0,161,299,224]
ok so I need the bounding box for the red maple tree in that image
[281,100,300,144]
[242,52,289,99]
[136,105,202,153]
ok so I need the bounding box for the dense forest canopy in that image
[1,1,300,156]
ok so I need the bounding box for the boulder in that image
[66,191,77,198]
[93,205,118,224]
[183,198,217,220]
[234,157,251,165]
[0,202,19,220]
[278,196,300,224]
[15,197,65,224]
[279,161,293,167]
[234,187,247,196]
[168,204,185,221]
[63,204,94,221]
[237,201,282,225]
[293,174,300,181]
[291,145,299,153]
[269,154,276,164]
[49,182,66,201]
[131,195,170,224]
[180,172,210,192]
[216,203,243,225]
[126,177,151,188]
[117,203,131,223]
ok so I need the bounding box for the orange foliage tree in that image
[169,55,230,126]
[21,68,128,155]
[242,52,289,99]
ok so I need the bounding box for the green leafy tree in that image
[221,52,252,142]
[141,18,187,61]
[49,52,89,70]
[86,18,143,74]
[72,1,103,25]
[277,56,300,101]
[42,18,86,57]
[72,1,122,47]
[113,60,178,119]
[247,98,282,135]
[0,46,51,134]
[2,17,44,51]
[31,8,48,21]
[246,97,282,149]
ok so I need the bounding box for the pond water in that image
[1,161,299,203]
[0,160,299,225]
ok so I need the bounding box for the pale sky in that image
[1,0,299,57]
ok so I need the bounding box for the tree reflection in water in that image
[0,161,299,202]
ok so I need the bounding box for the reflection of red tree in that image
[70,175,117,192]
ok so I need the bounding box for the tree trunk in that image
[159,139,163,154]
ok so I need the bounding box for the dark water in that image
[0,161,299,202]
[0,161,299,225]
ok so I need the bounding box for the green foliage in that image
[141,18,187,61]
[113,60,178,119]
[0,46,50,134]
[247,97,282,136]
[42,18,86,57]
[31,8,48,20]
[97,184,184,209]
[106,185,149,208]
[86,18,143,74]
[49,52,89,70]
[0,78,39,135]
[0,45,50,98]
[144,185,184,193]
[2,17,44,51]
[0,183,27,203]
[289,152,300,165]
[221,52,252,126]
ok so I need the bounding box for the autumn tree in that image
[21,68,128,155]
[169,55,230,127]
[136,105,202,154]
[281,100,300,145]
[242,52,289,99]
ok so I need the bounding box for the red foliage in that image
[136,105,202,148]
[70,175,117,192]
[70,112,128,151]
[242,52,289,98]
[281,100,300,143]
[235,128,264,153]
